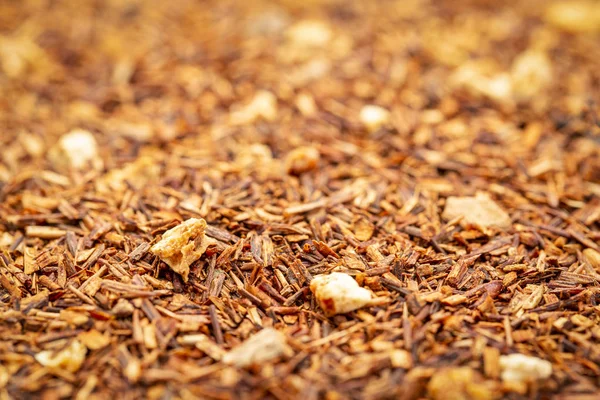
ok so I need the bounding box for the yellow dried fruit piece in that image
[499,353,552,383]
[34,340,87,373]
[223,328,292,367]
[359,105,390,133]
[443,193,511,229]
[230,90,278,125]
[544,1,600,33]
[150,218,211,282]
[236,144,273,169]
[511,50,552,100]
[97,155,160,192]
[428,367,496,400]
[295,93,317,116]
[310,272,373,316]
[286,20,332,47]
[48,129,101,172]
[450,62,513,102]
[78,330,111,350]
[285,146,320,175]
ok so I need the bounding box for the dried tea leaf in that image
[353,217,374,242]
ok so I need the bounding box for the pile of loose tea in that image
[1,0,600,398]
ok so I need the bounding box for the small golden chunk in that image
[34,340,87,373]
[285,146,320,175]
[310,272,373,316]
[48,129,101,172]
[499,353,552,383]
[230,90,278,125]
[428,367,497,400]
[286,20,332,47]
[359,105,390,133]
[150,218,211,282]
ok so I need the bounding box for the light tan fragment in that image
[23,247,38,275]
[359,105,390,133]
[353,217,375,242]
[21,193,60,211]
[499,353,552,383]
[236,144,273,169]
[78,329,111,350]
[286,20,332,47]
[390,349,413,369]
[443,193,511,229]
[428,367,497,400]
[25,226,66,239]
[34,340,87,373]
[285,146,320,175]
[179,334,226,361]
[150,218,211,282]
[295,93,317,116]
[450,62,512,102]
[441,294,468,306]
[583,248,600,272]
[230,90,278,125]
[544,1,600,33]
[223,328,292,367]
[97,155,160,192]
[511,50,552,100]
[310,272,373,316]
[48,129,102,172]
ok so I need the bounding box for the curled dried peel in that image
[151,218,211,282]
[310,272,373,316]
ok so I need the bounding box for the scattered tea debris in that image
[1,0,599,399]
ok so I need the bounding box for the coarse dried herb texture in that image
[1,0,600,399]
